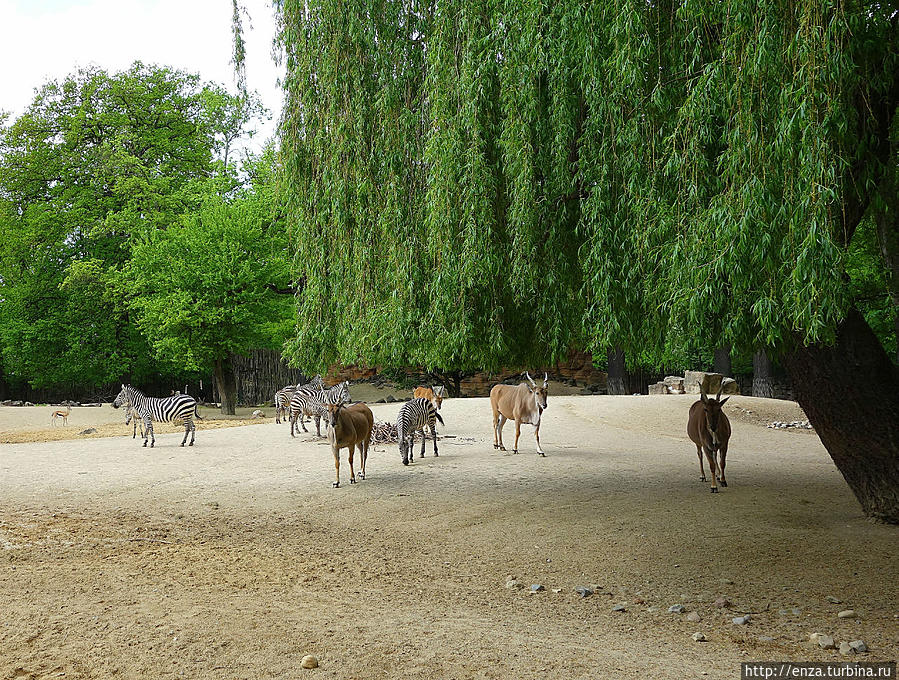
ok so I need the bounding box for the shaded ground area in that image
[1,395,896,679]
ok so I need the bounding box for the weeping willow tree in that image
[265,1,899,522]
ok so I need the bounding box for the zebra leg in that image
[431,422,439,457]
[419,428,426,458]
[180,420,189,446]
[314,413,322,437]
[300,411,309,433]
[189,419,196,446]
[145,419,155,448]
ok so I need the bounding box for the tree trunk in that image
[713,346,732,376]
[213,355,238,415]
[426,370,467,397]
[752,351,776,398]
[607,347,628,395]
[782,309,899,523]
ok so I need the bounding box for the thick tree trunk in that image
[752,351,776,398]
[782,309,899,523]
[213,355,238,416]
[607,347,628,395]
[713,346,732,376]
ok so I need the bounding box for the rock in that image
[778,608,802,616]
[648,382,668,396]
[809,633,821,644]
[384,395,397,403]
[817,635,835,650]
[301,655,319,669]
[79,428,97,435]
[530,584,545,593]
[646,606,660,613]
[686,611,702,623]
[839,642,853,655]
[551,588,562,594]
[720,578,734,585]
[663,376,685,390]
[720,377,740,395]
[837,610,856,619]
[714,597,732,608]
[24,401,34,407]
[251,409,265,418]
[849,640,867,653]
[684,371,724,395]
[732,615,751,625]
[505,580,524,590]
[668,604,686,614]
[575,586,593,598]
[691,632,706,642]
[611,604,627,612]
[826,596,842,604]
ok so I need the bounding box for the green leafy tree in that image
[0,63,257,391]
[273,1,899,521]
[123,160,293,414]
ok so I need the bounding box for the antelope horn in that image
[716,385,723,400]
[543,372,548,387]
[699,381,707,403]
[525,371,536,388]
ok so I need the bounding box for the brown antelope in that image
[412,385,445,410]
[50,404,71,426]
[687,383,731,493]
[324,402,374,488]
[490,372,548,456]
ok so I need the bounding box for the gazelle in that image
[50,404,71,426]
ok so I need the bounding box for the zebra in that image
[288,381,351,438]
[397,397,445,466]
[274,386,296,424]
[274,375,324,424]
[124,402,145,439]
[112,384,201,448]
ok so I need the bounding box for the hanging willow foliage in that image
[274,0,898,373]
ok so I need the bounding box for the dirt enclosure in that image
[0,395,896,679]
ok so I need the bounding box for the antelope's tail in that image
[435,412,445,426]
[194,404,204,420]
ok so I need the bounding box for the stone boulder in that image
[648,382,668,395]
[720,377,740,395]
[684,371,724,395]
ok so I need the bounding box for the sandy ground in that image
[0,394,896,680]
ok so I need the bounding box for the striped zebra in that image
[274,375,324,424]
[397,397,445,465]
[289,381,351,438]
[124,403,145,439]
[112,384,201,448]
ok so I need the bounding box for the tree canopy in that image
[0,63,285,398]
[276,0,897,371]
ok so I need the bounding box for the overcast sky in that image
[0,0,283,152]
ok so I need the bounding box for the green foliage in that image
[277,0,898,371]
[0,63,264,389]
[123,189,293,372]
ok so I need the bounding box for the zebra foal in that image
[397,397,445,466]
[113,384,201,448]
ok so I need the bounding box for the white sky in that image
[0,0,283,152]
